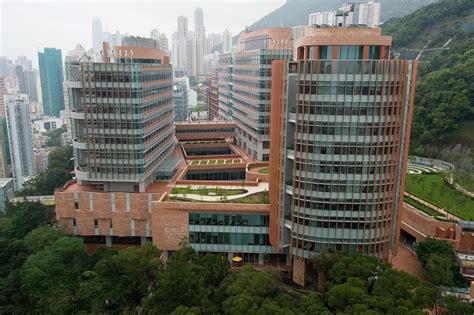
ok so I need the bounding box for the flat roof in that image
[0,178,13,188]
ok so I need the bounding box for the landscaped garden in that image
[167,191,269,204]
[405,173,474,220]
[171,187,246,196]
[404,195,446,218]
[452,170,474,192]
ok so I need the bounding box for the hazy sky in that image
[0,0,285,67]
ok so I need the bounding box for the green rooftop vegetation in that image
[171,187,246,197]
[258,167,269,174]
[452,170,474,192]
[405,173,474,220]
[404,196,446,218]
[167,191,269,204]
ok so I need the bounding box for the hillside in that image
[248,0,438,31]
[382,0,474,171]
[211,0,438,52]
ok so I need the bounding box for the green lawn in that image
[258,167,269,174]
[227,191,269,204]
[404,196,445,218]
[405,173,474,220]
[453,170,474,192]
[167,191,269,204]
[171,187,246,196]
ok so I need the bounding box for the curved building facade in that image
[269,28,418,281]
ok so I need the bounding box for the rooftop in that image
[0,178,13,188]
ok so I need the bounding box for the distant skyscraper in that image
[194,7,206,76]
[5,94,35,190]
[0,119,9,178]
[122,36,160,49]
[359,0,381,26]
[15,65,28,94]
[208,33,223,52]
[38,48,65,117]
[173,77,189,122]
[16,55,32,70]
[25,69,38,103]
[111,31,122,47]
[194,7,204,34]
[151,29,169,52]
[176,16,189,72]
[308,11,336,26]
[0,78,6,118]
[222,29,232,53]
[177,15,188,40]
[92,17,103,52]
[158,34,169,52]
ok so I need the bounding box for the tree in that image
[20,236,89,314]
[425,254,454,286]
[327,278,369,311]
[45,126,66,147]
[415,238,454,266]
[144,260,207,314]
[22,226,62,253]
[442,295,474,314]
[328,255,388,286]
[297,293,331,315]
[5,201,54,239]
[222,294,262,315]
[77,244,162,313]
[171,305,202,315]
[18,146,73,196]
[311,252,337,292]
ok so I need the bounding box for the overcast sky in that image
[0,0,285,67]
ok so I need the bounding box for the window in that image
[94,219,99,228]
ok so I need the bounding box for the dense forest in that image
[1,202,473,314]
[383,0,474,170]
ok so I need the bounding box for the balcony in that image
[70,110,85,120]
[67,80,82,88]
[72,139,87,150]
[75,166,90,180]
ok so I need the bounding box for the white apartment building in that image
[5,94,36,190]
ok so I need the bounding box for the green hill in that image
[382,0,474,170]
[248,0,438,31]
[211,0,438,52]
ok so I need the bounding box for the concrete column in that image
[286,254,292,266]
[227,252,233,263]
[161,250,169,263]
[258,253,264,265]
[139,181,146,193]
[105,235,112,247]
[141,236,147,245]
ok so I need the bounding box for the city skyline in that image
[0,0,285,66]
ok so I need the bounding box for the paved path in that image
[392,243,425,280]
[170,182,269,201]
[404,192,461,222]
